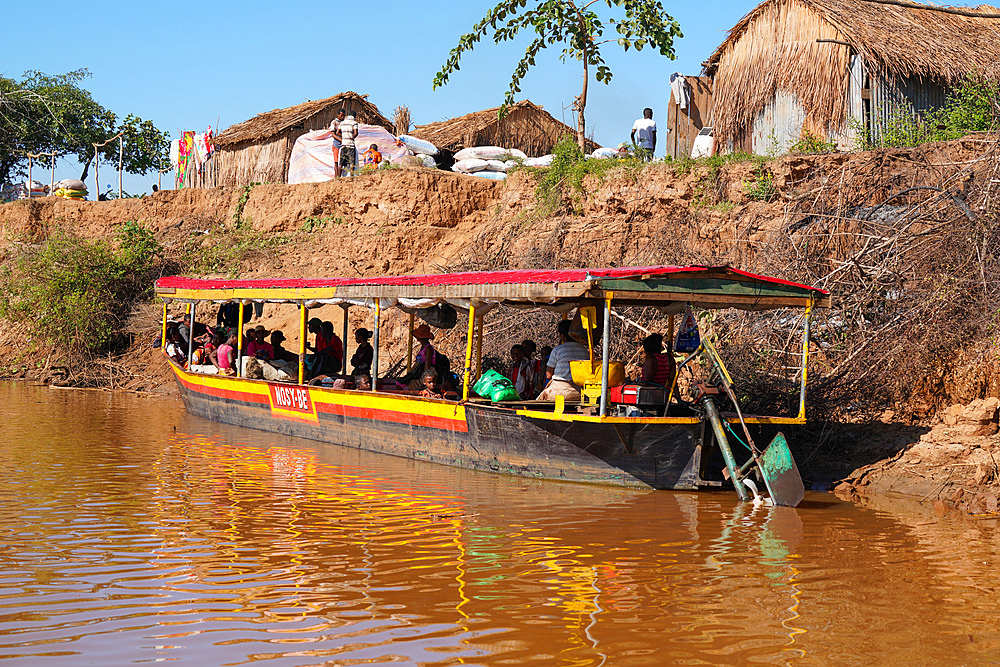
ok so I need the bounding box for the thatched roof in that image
[215,92,393,147]
[705,0,1000,81]
[413,100,600,155]
[704,0,1000,148]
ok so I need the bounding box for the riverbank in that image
[2,137,998,510]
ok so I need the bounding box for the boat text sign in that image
[268,383,319,423]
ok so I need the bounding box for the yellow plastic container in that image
[570,360,626,387]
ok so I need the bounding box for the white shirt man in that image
[630,108,657,160]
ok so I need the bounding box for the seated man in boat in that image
[269,330,298,364]
[641,333,675,387]
[537,320,590,402]
[246,325,274,361]
[304,318,343,379]
[398,324,450,390]
[178,313,212,351]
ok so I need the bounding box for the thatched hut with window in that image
[192,92,393,188]
[412,100,599,164]
[703,0,1000,154]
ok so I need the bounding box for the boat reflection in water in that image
[3,383,1000,665]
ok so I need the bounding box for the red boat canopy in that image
[155,265,830,310]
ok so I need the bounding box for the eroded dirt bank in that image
[3,138,999,510]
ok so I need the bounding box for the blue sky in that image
[2,0,754,195]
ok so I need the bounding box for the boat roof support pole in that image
[341,304,350,375]
[236,301,245,377]
[187,301,196,370]
[462,303,477,401]
[372,298,380,392]
[161,300,168,349]
[599,293,613,417]
[798,300,814,421]
[475,314,484,381]
[298,302,307,385]
[406,313,414,371]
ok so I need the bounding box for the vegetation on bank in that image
[0,221,167,357]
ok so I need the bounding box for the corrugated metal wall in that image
[870,73,949,143]
[751,90,809,154]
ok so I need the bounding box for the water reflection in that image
[1,382,999,664]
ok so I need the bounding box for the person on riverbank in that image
[362,143,382,171]
[338,113,360,176]
[630,107,657,161]
[538,320,589,401]
[329,108,346,178]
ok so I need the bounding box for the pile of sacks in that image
[397,135,439,169]
[52,178,88,200]
[452,146,530,180]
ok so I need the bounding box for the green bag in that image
[472,369,521,402]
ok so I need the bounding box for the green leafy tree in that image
[433,0,682,151]
[0,69,169,185]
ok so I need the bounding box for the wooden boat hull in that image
[171,364,706,490]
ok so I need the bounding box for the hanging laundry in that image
[670,72,690,111]
[175,131,195,189]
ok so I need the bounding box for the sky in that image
[2,0,756,196]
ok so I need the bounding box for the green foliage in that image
[183,223,289,277]
[232,182,262,228]
[0,222,164,355]
[433,1,682,148]
[743,163,777,202]
[789,129,838,155]
[301,215,343,232]
[0,69,170,185]
[529,134,644,213]
[853,77,1000,150]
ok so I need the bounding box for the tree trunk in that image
[577,55,589,153]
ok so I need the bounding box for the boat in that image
[154,266,830,506]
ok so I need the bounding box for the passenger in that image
[520,339,543,397]
[418,369,442,398]
[192,331,219,367]
[398,323,450,390]
[211,331,238,375]
[350,328,374,375]
[242,326,257,356]
[304,318,332,379]
[179,313,212,349]
[641,333,675,387]
[537,320,589,402]
[164,327,187,364]
[247,325,274,361]
[207,332,227,370]
[354,373,372,391]
[319,321,344,374]
[506,344,533,399]
[270,330,298,364]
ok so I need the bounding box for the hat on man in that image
[412,323,435,340]
[254,324,270,336]
[271,330,285,343]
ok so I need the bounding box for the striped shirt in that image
[340,117,359,147]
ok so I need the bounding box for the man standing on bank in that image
[338,112,360,176]
[630,107,657,161]
[329,108,346,178]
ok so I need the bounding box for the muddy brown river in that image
[2,382,999,665]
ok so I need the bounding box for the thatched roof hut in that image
[703,0,1000,153]
[413,100,599,157]
[191,92,393,188]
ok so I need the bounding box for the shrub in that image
[0,221,165,355]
